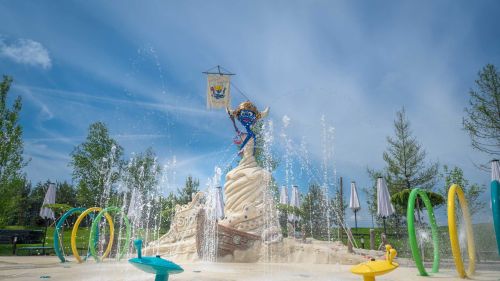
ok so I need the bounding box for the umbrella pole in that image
[354,210,358,234]
[42,218,48,255]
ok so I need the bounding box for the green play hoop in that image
[407,188,440,276]
[89,206,131,262]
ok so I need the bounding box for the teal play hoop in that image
[89,206,131,262]
[492,180,500,255]
[54,207,86,263]
[407,188,440,276]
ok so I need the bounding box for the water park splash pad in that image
[17,69,496,281]
[48,99,497,281]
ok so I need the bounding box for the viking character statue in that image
[227,101,269,155]
[220,101,279,239]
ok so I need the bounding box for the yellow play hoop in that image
[70,207,115,263]
[447,184,475,278]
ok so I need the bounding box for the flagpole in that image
[202,65,235,76]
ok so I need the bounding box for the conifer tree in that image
[367,108,438,229]
[383,108,439,193]
[463,64,500,157]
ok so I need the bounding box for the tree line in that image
[278,64,498,238]
[0,75,200,231]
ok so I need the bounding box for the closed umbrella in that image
[349,181,361,233]
[377,177,394,234]
[39,182,56,255]
[215,186,225,220]
[288,185,300,223]
[40,183,56,220]
[491,160,500,254]
[492,159,500,182]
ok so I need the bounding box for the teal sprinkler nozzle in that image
[134,239,142,259]
[129,239,183,281]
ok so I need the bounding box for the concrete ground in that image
[0,256,499,281]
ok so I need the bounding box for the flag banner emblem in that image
[207,74,231,109]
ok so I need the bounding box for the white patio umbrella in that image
[349,181,361,232]
[215,186,225,220]
[39,182,56,254]
[377,177,394,234]
[288,185,301,223]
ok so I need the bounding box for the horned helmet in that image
[228,101,269,127]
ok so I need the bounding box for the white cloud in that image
[0,38,52,69]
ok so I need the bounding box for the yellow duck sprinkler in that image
[350,245,399,281]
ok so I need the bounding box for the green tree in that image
[70,122,123,207]
[0,75,28,226]
[123,148,161,197]
[0,75,26,183]
[176,175,200,205]
[160,192,177,232]
[26,182,46,226]
[382,108,439,192]
[301,184,328,239]
[253,120,278,170]
[159,176,199,232]
[366,199,376,228]
[0,178,30,226]
[441,165,486,217]
[391,189,444,210]
[367,108,439,229]
[363,171,383,228]
[330,189,347,228]
[14,179,31,226]
[56,181,77,208]
[463,64,500,157]
[252,120,280,201]
[123,148,161,230]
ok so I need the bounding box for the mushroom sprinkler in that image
[350,245,399,281]
[129,239,184,281]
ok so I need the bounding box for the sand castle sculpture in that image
[147,102,369,264]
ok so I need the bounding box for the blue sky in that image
[1,1,499,227]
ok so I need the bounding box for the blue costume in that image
[237,110,257,155]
